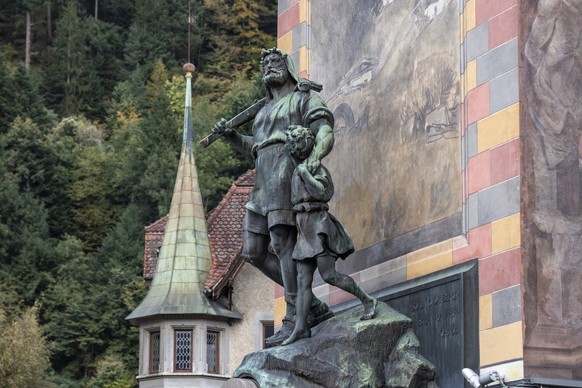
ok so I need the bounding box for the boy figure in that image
[282,125,377,346]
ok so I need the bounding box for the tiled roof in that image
[204,170,255,297]
[143,170,256,298]
[145,215,168,233]
[143,215,168,280]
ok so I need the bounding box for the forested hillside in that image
[0,1,276,386]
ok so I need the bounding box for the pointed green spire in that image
[127,64,241,324]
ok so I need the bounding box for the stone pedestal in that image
[223,302,437,388]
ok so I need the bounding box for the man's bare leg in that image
[242,227,333,346]
[265,225,298,346]
[282,260,317,345]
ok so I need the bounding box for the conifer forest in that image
[0,1,276,386]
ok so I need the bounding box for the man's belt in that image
[251,139,286,158]
[293,202,329,213]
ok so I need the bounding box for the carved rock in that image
[226,302,437,388]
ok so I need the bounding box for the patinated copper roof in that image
[142,170,256,299]
[126,67,242,324]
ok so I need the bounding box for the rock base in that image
[225,302,437,388]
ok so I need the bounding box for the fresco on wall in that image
[522,0,582,378]
[311,0,461,251]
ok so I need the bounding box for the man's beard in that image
[263,69,289,88]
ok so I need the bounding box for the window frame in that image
[206,329,221,374]
[173,328,194,372]
[148,329,161,374]
[261,320,274,349]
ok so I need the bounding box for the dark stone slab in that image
[229,302,437,388]
[333,260,479,388]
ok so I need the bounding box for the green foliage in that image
[0,307,52,388]
[47,1,90,115]
[87,352,137,388]
[124,0,201,87]
[12,64,57,129]
[42,1,124,119]
[0,147,55,306]
[0,0,277,384]
[0,57,17,133]
[201,0,275,78]
[2,117,77,239]
[69,145,120,250]
[191,96,250,210]
[82,18,125,119]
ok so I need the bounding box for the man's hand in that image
[305,155,321,174]
[213,118,232,135]
[297,162,309,176]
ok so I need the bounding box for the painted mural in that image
[311,0,461,250]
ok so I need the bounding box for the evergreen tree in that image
[0,1,20,54]
[69,144,120,250]
[135,84,181,219]
[81,17,124,119]
[200,0,274,79]
[43,0,90,115]
[12,64,56,129]
[1,117,75,238]
[0,57,17,133]
[124,0,202,91]
[40,236,103,377]
[90,204,146,372]
[0,153,54,306]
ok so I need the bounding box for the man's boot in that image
[265,293,296,348]
[308,297,334,328]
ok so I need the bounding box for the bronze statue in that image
[209,48,336,346]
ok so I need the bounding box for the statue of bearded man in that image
[214,48,336,346]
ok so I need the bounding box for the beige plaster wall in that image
[228,263,274,374]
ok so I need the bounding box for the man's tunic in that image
[246,88,333,223]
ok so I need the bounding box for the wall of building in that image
[521,1,582,379]
[277,0,525,383]
[228,263,274,374]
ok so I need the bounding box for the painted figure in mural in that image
[213,48,335,346]
[281,126,377,346]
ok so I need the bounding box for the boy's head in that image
[286,125,315,160]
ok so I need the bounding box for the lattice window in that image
[262,321,274,349]
[174,330,192,371]
[149,331,160,374]
[206,330,220,374]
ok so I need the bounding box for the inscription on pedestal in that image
[376,261,478,388]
